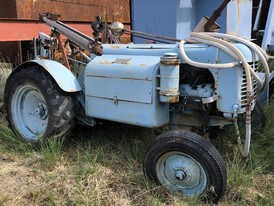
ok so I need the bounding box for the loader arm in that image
[39,13,103,56]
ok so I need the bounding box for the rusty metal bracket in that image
[56,34,71,70]
[204,0,231,32]
[39,12,60,21]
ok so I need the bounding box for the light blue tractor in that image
[3,5,274,203]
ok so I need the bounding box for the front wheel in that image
[144,130,227,203]
[270,78,274,100]
[4,66,74,143]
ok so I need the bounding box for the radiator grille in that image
[240,61,258,108]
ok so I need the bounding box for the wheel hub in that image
[156,152,207,196]
[175,169,187,180]
[11,84,49,140]
[35,102,48,120]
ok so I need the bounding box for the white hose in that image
[190,32,253,94]
[195,33,272,157]
[203,32,270,89]
[188,35,264,90]
[179,32,266,157]
[179,40,240,69]
[189,37,239,59]
[204,33,269,60]
[242,122,251,157]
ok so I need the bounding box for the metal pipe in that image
[123,29,181,42]
[67,57,87,65]
[253,0,264,31]
[123,31,174,44]
[33,37,38,60]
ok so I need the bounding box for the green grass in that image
[251,102,274,170]
[0,103,273,205]
[0,119,32,154]
[268,59,274,72]
[38,136,66,169]
[221,101,274,205]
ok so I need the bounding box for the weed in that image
[75,143,103,178]
[251,102,274,170]
[38,136,65,169]
[0,120,32,154]
[0,61,12,107]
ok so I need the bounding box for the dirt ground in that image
[0,153,44,205]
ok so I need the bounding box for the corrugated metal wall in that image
[0,0,131,63]
[0,0,130,23]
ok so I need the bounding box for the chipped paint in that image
[110,45,121,49]
[159,89,180,103]
[226,0,252,38]
[113,58,131,64]
[99,60,112,64]
[159,54,180,103]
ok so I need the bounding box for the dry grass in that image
[0,60,273,205]
[0,62,12,107]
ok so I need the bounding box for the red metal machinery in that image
[0,0,131,64]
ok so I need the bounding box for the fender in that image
[13,59,81,92]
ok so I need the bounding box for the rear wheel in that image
[144,130,227,203]
[4,66,74,143]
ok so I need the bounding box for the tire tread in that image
[4,66,74,142]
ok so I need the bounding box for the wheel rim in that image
[11,84,48,141]
[156,151,207,196]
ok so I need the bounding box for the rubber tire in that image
[269,78,274,100]
[237,102,266,130]
[251,102,265,129]
[144,130,227,203]
[4,66,74,143]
